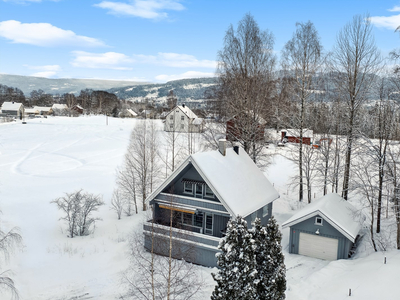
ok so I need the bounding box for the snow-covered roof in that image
[282,128,313,138]
[33,106,52,112]
[25,108,39,114]
[52,104,68,110]
[147,146,280,218]
[127,109,137,116]
[282,193,362,242]
[1,101,23,111]
[178,105,198,119]
[192,118,204,125]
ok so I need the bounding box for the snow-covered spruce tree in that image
[211,216,258,300]
[252,217,286,300]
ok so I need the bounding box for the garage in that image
[282,193,363,260]
[298,232,338,260]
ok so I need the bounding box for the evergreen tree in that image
[211,216,258,300]
[252,216,286,300]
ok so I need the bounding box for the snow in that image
[191,147,279,218]
[1,101,23,111]
[0,117,399,299]
[282,193,362,242]
[177,105,198,119]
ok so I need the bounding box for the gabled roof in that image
[33,106,52,112]
[52,104,68,110]
[165,105,198,120]
[147,147,280,218]
[282,193,362,242]
[127,109,137,116]
[1,102,23,111]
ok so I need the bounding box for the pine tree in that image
[211,216,258,300]
[252,216,286,300]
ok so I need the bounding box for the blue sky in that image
[1,0,400,83]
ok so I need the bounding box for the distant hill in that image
[0,74,150,96]
[108,77,217,105]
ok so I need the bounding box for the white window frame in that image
[204,185,214,198]
[183,182,193,194]
[169,124,173,130]
[181,115,184,121]
[181,123,184,129]
[195,184,203,197]
[315,217,323,226]
[262,204,269,217]
[170,115,173,120]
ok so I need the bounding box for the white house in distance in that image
[1,101,25,118]
[164,104,204,133]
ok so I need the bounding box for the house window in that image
[262,204,269,217]
[181,116,184,121]
[181,124,184,129]
[315,217,323,226]
[194,212,203,228]
[170,115,173,120]
[205,213,213,235]
[195,184,203,197]
[170,124,173,130]
[183,213,193,225]
[184,182,193,194]
[205,185,214,198]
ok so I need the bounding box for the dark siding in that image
[162,164,221,203]
[288,214,354,259]
[213,215,230,238]
[244,202,273,228]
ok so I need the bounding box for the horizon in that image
[1,0,400,83]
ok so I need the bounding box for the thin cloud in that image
[23,64,61,78]
[370,7,400,30]
[155,71,215,82]
[135,52,216,68]
[94,0,185,20]
[0,20,105,47]
[71,51,134,70]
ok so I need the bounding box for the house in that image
[126,109,138,117]
[71,105,84,114]
[226,113,266,142]
[33,106,53,116]
[1,101,25,119]
[282,193,362,261]
[143,139,280,267]
[164,104,204,133]
[25,108,40,116]
[281,128,313,145]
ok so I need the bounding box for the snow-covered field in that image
[0,116,399,299]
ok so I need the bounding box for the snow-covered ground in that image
[0,116,399,299]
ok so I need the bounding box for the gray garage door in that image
[298,232,338,260]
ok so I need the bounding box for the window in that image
[183,213,193,225]
[181,124,184,129]
[181,116,184,121]
[205,213,213,235]
[170,115,173,120]
[194,212,203,227]
[184,182,193,194]
[315,217,323,226]
[262,204,269,217]
[195,184,203,197]
[170,124,173,129]
[205,185,214,198]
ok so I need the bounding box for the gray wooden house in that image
[143,140,279,267]
[282,193,361,261]
[1,101,24,118]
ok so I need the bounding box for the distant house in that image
[164,104,204,133]
[143,139,280,267]
[1,102,25,119]
[226,113,266,142]
[71,105,84,114]
[52,104,69,116]
[281,128,313,145]
[25,108,40,116]
[126,109,138,117]
[282,193,362,261]
[33,106,53,116]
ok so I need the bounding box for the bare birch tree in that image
[330,14,382,200]
[281,21,323,202]
[209,13,276,163]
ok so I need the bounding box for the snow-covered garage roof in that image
[147,145,280,218]
[282,193,362,242]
